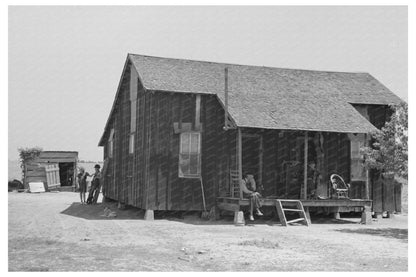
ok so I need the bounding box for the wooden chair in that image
[330,174,350,199]
[230,170,241,198]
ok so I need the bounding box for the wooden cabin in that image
[98,54,403,220]
[23,151,78,191]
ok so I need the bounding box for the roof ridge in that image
[128,53,370,75]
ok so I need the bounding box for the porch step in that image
[282,208,303,212]
[275,199,310,227]
[286,218,307,224]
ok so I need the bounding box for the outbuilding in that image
[23,151,78,191]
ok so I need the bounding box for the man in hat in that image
[87,164,102,204]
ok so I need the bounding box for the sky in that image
[8,5,408,162]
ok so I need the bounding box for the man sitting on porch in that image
[241,174,263,221]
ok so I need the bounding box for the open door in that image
[242,134,262,184]
[44,163,61,189]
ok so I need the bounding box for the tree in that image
[18,146,43,179]
[361,102,408,180]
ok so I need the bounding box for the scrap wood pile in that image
[101,207,117,218]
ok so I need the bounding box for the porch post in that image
[238,128,243,200]
[364,133,370,199]
[303,131,308,199]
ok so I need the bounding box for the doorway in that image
[242,134,262,183]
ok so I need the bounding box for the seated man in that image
[240,174,263,221]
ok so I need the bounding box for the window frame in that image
[108,128,114,158]
[128,133,135,154]
[350,134,366,181]
[178,132,201,178]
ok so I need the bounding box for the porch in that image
[216,196,373,225]
[215,127,373,225]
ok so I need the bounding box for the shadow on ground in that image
[310,217,359,225]
[334,228,408,242]
[60,202,143,220]
[60,202,232,225]
[60,202,362,226]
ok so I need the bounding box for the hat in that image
[94,164,101,169]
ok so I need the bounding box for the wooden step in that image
[286,218,306,224]
[280,199,303,202]
[275,199,310,227]
[282,208,303,212]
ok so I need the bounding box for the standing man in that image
[88,164,102,204]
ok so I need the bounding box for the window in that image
[130,100,137,132]
[350,134,366,181]
[179,132,201,178]
[351,140,364,159]
[108,128,114,158]
[129,134,134,154]
[128,99,136,155]
[129,67,138,154]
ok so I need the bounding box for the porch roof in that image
[128,54,402,133]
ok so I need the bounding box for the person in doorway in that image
[307,160,321,199]
[88,164,102,204]
[241,174,263,221]
[77,167,90,204]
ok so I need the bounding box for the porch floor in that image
[216,197,373,224]
[217,196,372,208]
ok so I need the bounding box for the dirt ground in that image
[8,191,408,272]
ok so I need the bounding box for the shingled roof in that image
[128,54,402,133]
[99,54,405,145]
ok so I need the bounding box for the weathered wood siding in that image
[349,104,401,212]
[367,105,399,212]
[103,61,231,210]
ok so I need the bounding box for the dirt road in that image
[8,192,408,271]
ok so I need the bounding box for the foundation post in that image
[144,209,154,220]
[234,211,245,226]
[361,205,372,224]
[304,207,311,224]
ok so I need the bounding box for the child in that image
[77,167,90,204]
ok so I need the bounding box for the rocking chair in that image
[330,174,350,199]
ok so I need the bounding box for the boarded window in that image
[108,128,114,158]
[179,132,201,178]
[350,134,366,181]
[129,134,134,154]
[129,66,138,154]
[130,66,138,102]
[130,100,137,132]
[351,140,364,159]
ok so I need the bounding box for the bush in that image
[18,146,43,179]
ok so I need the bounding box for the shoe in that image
[256,210,263,216]
[249,215,254,221]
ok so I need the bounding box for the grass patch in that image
[238,238,280,249]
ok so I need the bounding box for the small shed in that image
[23,151,78,190]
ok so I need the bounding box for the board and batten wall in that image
[101,61,233,211]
